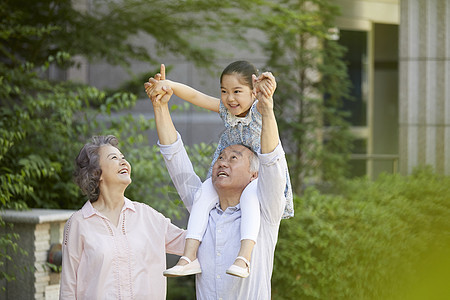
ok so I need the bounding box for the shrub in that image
[272,167,450,299]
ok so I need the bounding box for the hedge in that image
[272,167,450,300]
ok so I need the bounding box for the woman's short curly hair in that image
[74,135,119,202]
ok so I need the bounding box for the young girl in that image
[145,61,293,278]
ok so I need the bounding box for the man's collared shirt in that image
[160,132,287,300]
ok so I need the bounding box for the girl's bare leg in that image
[176,238,200,266]
[233,239,255,268]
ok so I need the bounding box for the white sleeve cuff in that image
[158,132,184,160]
[257,141,285,166]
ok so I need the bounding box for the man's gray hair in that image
[249,152,259,173]
[239,144,259,173]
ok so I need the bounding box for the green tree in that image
[254,0,354,192]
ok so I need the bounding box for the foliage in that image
[0,0,260,70]
[0,58,136,209]
[167,276,196,300]
[0,220,28,290]
[272,167,450,299]
[44,262,62,273]
[254,0,354,192]
[1,0,220,286]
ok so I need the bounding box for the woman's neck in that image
[93,190,125,227]
[94,186,125,213]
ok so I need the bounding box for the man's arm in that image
[147,78,202,212]
[254,72,287,223]
[153,98,178,145]
[254,72,279,153]
[256,144,287,224]
[146,78,178,145]
[159,134,202,212]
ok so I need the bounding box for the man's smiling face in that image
[211,144,257,194]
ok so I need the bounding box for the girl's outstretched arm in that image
[145,64,220,113]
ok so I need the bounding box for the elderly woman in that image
[59,135,186,300]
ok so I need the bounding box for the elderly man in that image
[148,73,287,299]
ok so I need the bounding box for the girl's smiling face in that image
[220,74,255,117]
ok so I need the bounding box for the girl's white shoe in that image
[163,256,202,277]
[226,256,250,278]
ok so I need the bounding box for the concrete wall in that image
[336,0,399,26]
[399,0,450,174]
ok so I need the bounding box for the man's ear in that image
[250,171,258,181]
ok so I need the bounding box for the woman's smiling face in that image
[98,144,132,188]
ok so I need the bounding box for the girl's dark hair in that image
[74,135,119,202]
[220,61,258,89]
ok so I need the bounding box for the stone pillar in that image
[0,209,74,300]
[399,0,450,174]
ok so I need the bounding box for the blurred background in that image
[1,0,449,299]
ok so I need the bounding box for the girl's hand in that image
[253,72,277,98]
[253,72,276,113]
[145,81,173,106]
[144,64,173,106]
[144,64,167,99]
[146,83,173,107]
